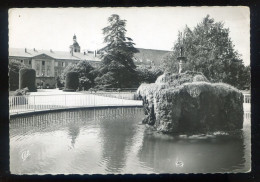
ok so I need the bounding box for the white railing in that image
[9,93,251,116]
[9,94,143,115]
[94,92,137,100]
[243,93,250,103]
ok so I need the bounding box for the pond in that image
[10,107,251,174]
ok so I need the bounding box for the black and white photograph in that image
[8,7,251,174]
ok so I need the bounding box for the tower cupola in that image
[70,34,81,54]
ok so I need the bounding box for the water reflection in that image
[10,107,250,174]
[97,108,143,173]
[138,130,248,173]
[68,122,80,148]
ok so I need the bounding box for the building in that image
[9,35,101,88]
[9,35,171,88]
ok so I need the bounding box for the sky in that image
[9,7,250,65]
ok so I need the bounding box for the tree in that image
[96,14,139,88]
[137,66,163,84]
[9,60,28,91]
[61,60,95,90]
[163,15,250,90]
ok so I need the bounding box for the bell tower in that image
[70,34,81,54]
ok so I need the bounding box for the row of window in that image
[20,60,31,65]
[19,59,67,67]
[55,62,66,67]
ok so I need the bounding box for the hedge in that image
[64,72,79,91]
[19,68,36,92]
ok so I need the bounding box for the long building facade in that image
[9,35,170,88]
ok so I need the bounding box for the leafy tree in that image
[163,15,250,90]
[137,66,163,84]
[96,14,139,88]
[9,60,28,91]
[61,60,95,90]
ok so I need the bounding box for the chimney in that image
[84,51,86,55]
[33,48,35,51]
[94,50,96,57]
[50,49,52,53]
[25,48,27,53]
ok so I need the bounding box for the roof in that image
[9,48,101,61]
[72,42,80,47]
[9,47,172,64]
[134,48,171,65]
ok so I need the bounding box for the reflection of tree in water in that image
[68,121,80,148]
[97,108,142,173]
[138,130,247,173]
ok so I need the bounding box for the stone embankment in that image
[137,71,244,134]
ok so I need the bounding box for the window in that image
[47,65,50,76]
[55,70,58,77]
[62,62,65,67]
[36,62,40,76]
[20,60,23,63]
[42,61,45,65]
[29,60,31,65]
[55,62,58,66]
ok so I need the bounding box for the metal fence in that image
[9,93,251,116]
[9,94,143,115]
[243,93,250,103]
[94,92,138,100]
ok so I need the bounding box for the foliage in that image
[156,71,209,86]
[9,60,28,91]
[65,72,79,91]
[11,87,29,105]
[96,14,139,88]
[55,76,64,88]
[163,15,250,90]
[137,66,163,84]
[19,68,37,92]
[14,87,29,96]
[61,60,95,90]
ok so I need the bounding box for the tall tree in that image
[95,14,139,88]
[9,60,28,91]
[163,15,250,90]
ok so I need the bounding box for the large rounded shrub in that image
[19,68,36,92]
[64,72,79,91]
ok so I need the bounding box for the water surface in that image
[10,107,251,174]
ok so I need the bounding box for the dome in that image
[73,42,79,47]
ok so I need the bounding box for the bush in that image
[138,71,243,134]
[154,82,243,134]
[61,60,95,89]
[14,87,29,96]
[137,66,164,85]
[56,76,64,88]
[19,68,37,92]
[64,72,79,91]
[193,75,208,82]
[11,87,29,105]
